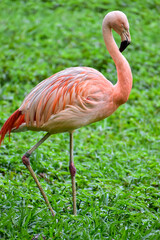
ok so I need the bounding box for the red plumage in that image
[0,109,24,145]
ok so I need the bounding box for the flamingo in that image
[0,11,132,216]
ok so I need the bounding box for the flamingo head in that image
[104,11,131,52]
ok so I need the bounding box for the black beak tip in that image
[119,40,131,52]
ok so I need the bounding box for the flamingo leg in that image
[69,132,77,215]
[22,133,56,216]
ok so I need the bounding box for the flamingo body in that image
[21,67,117,132]
[0,67,119,142]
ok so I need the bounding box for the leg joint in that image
[22,152,31,167]
[69,162,76,177]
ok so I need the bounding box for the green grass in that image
[0,0,160,239]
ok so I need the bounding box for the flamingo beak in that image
[119,40,131,52]
[119,30,131,52]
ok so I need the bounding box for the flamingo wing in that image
[18,67,113,133]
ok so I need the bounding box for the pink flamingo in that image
[0,11,132,216]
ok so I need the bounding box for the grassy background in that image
[0,0,160,239]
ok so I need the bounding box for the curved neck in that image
[102,20,132,105]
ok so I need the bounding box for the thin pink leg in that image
[22,133,55,216]
[69,132,77,215]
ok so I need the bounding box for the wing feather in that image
[19,67,109,129]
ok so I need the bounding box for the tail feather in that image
[0,109,25,145]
